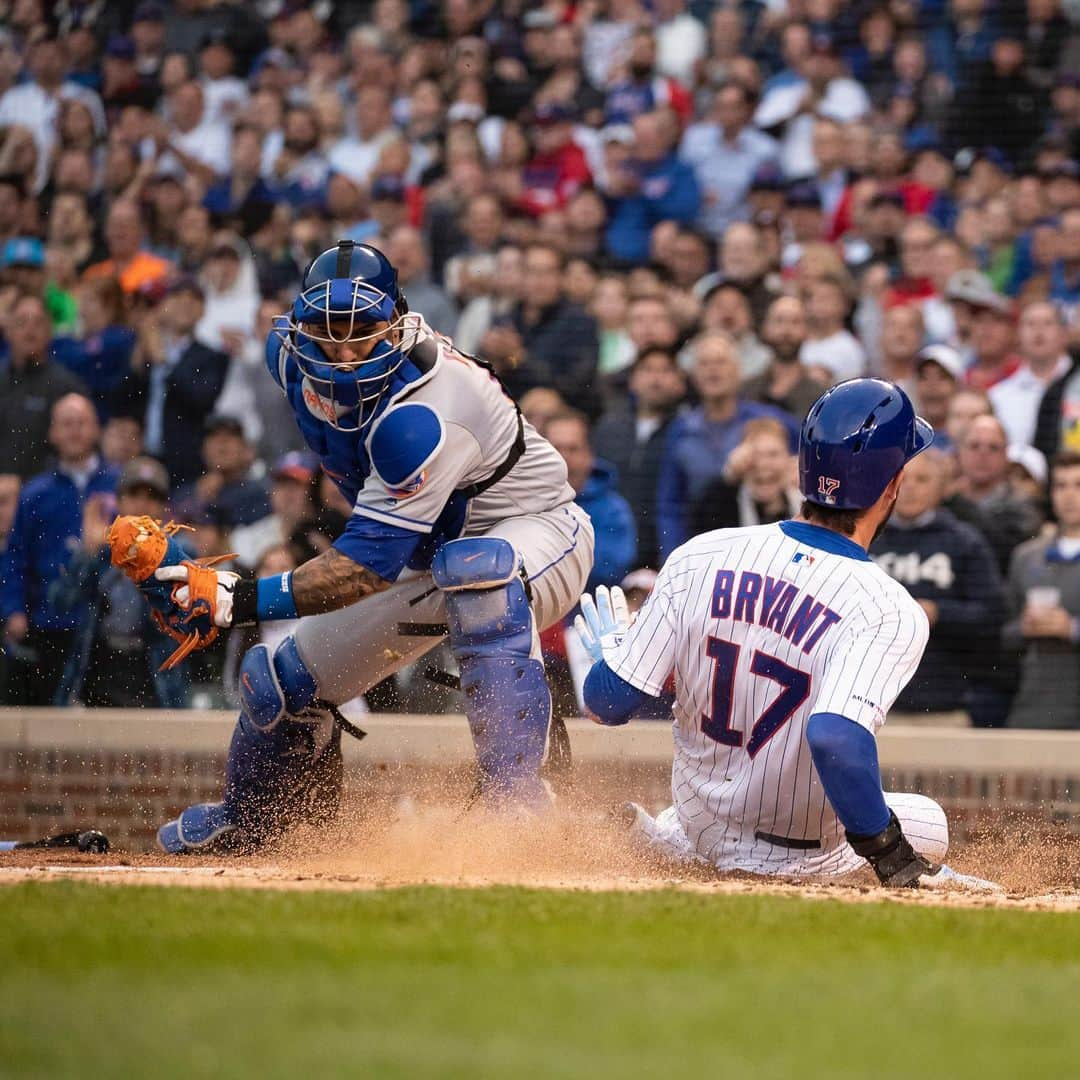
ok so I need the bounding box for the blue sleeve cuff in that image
[583,659,655,726]
[256,572,298,622]
[332,514,422,582]
[805,712,891,837]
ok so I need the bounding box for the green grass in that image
[0,883,1077,1079]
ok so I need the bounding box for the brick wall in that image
[1,710,1078,851]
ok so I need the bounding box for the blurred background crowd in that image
[0,0,1078,726]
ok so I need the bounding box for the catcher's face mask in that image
[283,278,422,433]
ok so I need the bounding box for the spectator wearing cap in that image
[83,200,172,296]
[990,301,1072,447]
[915,345,966,449]
[125,278,231,487]
[230,451,317,569]
[744,296,823,419]
[592,346,687,569]
[1,393,117,706]
[100,34,158,116]
[604,28,693,128]
[604,109,699,265]
[481,243,601,418]
[0,294,88,479]
[679,81,779,239]
[656,331,798,558]
[515,103,592,219]
[172,413,271,528]
[753,33,870,179]
[51,454,188,708]
[870,448,1005,725]
[385,225,458,338]
[1003,451,1080,729]
[51,276,136,422]
[783,181,826,248]
[546,410,637,591]
[965,283,1023,391]
[1,236,77,334]
[952,413,1043,576]
[327,86,398,188]
[131,2,167,84]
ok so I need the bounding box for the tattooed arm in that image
[291,547,392,616]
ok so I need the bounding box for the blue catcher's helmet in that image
[799,378,934,510]
[283,241,420,433]
[302,241,406,313]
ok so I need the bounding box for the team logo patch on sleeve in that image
[387,471,427,499]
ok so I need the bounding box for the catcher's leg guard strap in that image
[239,638,318,731]
[432,537,549,802]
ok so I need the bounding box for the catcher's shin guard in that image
[158,639,350,854]
[431,537,551,808]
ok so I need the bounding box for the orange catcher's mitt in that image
[106,515,237,670]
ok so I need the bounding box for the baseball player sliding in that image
[116,242,593,853]
[577,379,998,889]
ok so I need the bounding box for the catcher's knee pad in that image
[431,537,550,802]
[239,637,318,731]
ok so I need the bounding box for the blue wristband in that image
[256,572,298,622]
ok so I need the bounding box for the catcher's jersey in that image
[606,520,929,872]
[269,319,574,581]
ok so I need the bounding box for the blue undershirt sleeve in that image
[583,659,655,726]
[805,712,891,837]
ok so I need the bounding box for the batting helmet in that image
[799,378,934,510]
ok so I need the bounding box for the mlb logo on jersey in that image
[817,476,840,504]
[791,552,815,565]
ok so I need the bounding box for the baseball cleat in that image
[157,802,241,854]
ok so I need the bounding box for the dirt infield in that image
[2,798,1079,911]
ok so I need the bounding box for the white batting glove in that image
[574,585,630,665]
[154,565,240,628]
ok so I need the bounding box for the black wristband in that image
[231,576,258,628]
[847,811,930,888]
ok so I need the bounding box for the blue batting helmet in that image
[799,378,934,510]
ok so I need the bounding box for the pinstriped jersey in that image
[607,520,929,872]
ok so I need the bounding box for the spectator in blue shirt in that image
[604,109,700,265]
[50,276,136,422]
[546,409,637,592]
[1,393,119,705]
[656,330,799,558]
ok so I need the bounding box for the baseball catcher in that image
[113,242,594,853]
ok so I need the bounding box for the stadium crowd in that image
[0,0,1078,726]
